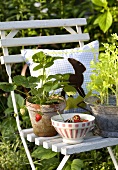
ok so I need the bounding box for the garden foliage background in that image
[0,0,118,169]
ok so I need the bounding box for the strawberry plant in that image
[0,51,76,106]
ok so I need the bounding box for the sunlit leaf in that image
[92,0,108,7]
[71,159,84,170]
[32,51,45,63]
[98,11,112,33]
[33,63,43,70]
[65,96,85,110]
[64,85,77,96]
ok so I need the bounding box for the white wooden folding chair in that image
[0,18,118,170]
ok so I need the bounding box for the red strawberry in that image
[74,119,81,123]
[73,115,81,123]
[82,119,88,122]
[35,113,42,122]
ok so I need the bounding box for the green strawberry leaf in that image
[31,146,57,160]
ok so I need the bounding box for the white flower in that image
[41,8,48,13]
[29,15,34,20]
[34,2,41,7]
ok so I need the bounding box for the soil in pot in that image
[85,96,118,137]
[26,98,66,137]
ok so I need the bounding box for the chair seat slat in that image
[61,137,118,155]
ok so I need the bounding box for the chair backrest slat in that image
[1,55,23,64]
[0,33,89,48]
[0,18,87,30]
[0,18,90,65]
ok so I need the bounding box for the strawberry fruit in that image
[35,113,42,122]
[73,115,81,123]
[82,119,88,122]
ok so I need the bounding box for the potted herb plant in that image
[0,51,78,137]
[85,33,118,137]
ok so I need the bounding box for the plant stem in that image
[15,89,29,96]
[42,65,45,100]
[57,111,64,122]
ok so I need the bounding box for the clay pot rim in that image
[85,95,117,107]
[26,96,66,109]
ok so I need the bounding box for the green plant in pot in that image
[85,33,118,137]
[0,51,78,137]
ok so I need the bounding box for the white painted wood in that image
[0,33,89,47]
[107,147,118,170]
[64,26,77,34]
[0,18,87,30]
[1,29,35,170]
[43,138,63,149]
[1,55,23,64]
[6,30,19,38]
[52,136,102,153]
[25,130,118,169]
[76,26,84,47]
[61,137,118,155]
[35,135,60,146]
[21,128,33,137]
[0,30,6,39]
[0,30,12,75]
[27,133,38,142]
[0,31,9,57]
[52,141,69,153]
[56,155,70,170]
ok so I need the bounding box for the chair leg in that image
[107,147,118,170]
[56,155,70,170]
[10,90,35,170]
[20,131,35,170]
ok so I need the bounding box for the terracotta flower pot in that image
[26,98,66,137]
